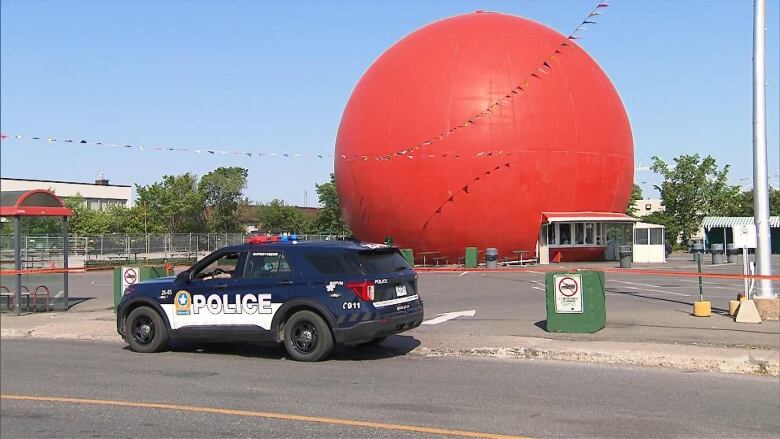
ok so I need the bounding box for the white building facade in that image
[0,177,132,210]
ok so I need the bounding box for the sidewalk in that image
[2,307,777,376]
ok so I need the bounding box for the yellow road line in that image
[1,394,530,439]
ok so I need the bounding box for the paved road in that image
[1,339,778,438]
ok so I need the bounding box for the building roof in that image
[1,177,131,188]
[701,216,780,228]
[0,190,73,217]
[542,212,637,223]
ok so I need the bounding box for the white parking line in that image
[614,285,690,297]
[531,286,544,291]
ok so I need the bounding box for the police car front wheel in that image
[125,306,169,353]
[283,310,334,362]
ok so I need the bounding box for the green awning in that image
[701,216,780,229]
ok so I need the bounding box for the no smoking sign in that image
[121,267,139,296]
[554,274,583,313]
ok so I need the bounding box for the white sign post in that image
[732,225,757,299]
[554,274,583,313]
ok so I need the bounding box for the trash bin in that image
[545,271,606,333]
[114,266,168,311]
[618,245,632,268]
[711,243,724,264]
[485,248,498,269]
[400,249,414,267]
[726,243,736,263]
[464,247,478,268]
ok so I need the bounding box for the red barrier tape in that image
[415,266,780,281]
[2,265,778,281]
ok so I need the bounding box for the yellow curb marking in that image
[1,394,529,439]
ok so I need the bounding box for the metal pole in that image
[14,217,22,315]
[753,0,774,297]
[63,217,69,311]
[696,252,704,302]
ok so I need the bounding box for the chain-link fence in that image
[0,233,348,269]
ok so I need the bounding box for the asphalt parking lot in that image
[14,252,776,350]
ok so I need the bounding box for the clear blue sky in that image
[1,0,778,205]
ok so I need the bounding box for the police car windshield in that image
[354,249,410,274]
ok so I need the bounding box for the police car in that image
[116,239,423,361]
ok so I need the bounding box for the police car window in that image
[303,253,361,275]
[353,249,410,275]
[194,252,241,281]
[243,252,292,278]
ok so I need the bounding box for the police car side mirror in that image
[176,271,191,283]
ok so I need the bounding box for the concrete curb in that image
[410,335,779,376]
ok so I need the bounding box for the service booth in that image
[537,212,637,264]
[632,222,666,263]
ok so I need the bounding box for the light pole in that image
[752,0,774,297]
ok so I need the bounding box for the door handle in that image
[214,284,228,289]
[277,280,294,286]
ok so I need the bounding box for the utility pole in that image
[753,0,774,297]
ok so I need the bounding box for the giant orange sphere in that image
[335,11,633,260]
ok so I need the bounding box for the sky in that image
[1,0,778,206]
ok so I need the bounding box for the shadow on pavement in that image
[161,335,421,362]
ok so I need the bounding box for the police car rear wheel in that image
[126,306,168,353]
[284,311,333,362]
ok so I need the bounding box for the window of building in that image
[635,228,650,245]
[649,228,663,245]
[584,223,595,245]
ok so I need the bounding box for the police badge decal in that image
[175,290,192,315]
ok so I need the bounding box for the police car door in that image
[171,250,244,329]
[227,251,292,334]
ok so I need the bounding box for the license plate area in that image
[395,284,407,297]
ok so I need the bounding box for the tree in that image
[136,173,205,233]
[257,199,311,233]
[651,154,741,245]
[199,167,249,233]
[626,184,643,217]
[722,187,780,217]
[313,173,350,234]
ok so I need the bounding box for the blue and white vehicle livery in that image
[116,239,423,361]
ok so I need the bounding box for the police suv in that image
[116,239,423,361]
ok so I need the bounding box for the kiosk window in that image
[585,223,595,245]
[559,224,571,245]
[635,228,649,245]
[575,223,585,245]
[649,228,663,245]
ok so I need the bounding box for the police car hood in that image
[137,276,176,287]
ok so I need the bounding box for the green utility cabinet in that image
[113,266,168,310]
[464,247,478,268]
[544,270,606,333]
[400,249,414,267]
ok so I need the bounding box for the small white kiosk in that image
[632,222,666,263]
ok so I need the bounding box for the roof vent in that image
[95,172,109,186]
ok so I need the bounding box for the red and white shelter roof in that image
[0,190,73,217]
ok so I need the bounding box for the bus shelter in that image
[0,190,72,315]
